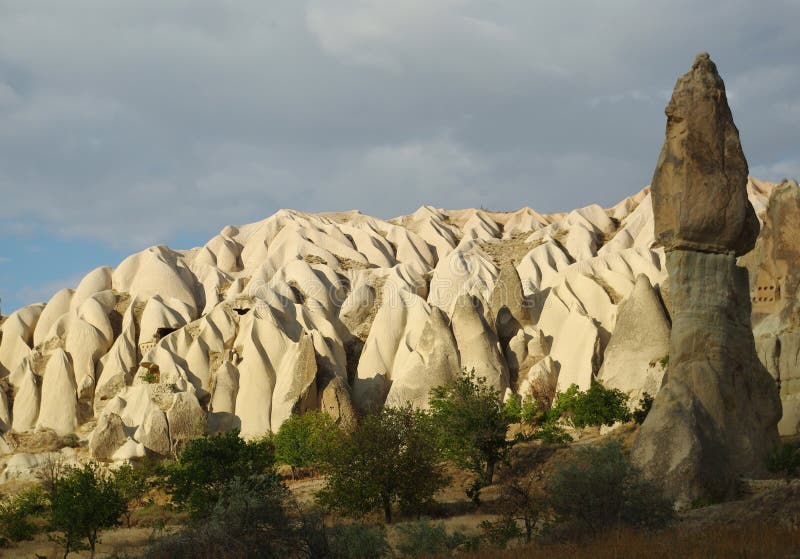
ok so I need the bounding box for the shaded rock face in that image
[743,179,800,435]
[651,53,759,256]
[633,54,781,504]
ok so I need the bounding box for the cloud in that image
[0,256,10,264]
[0,0,797,253]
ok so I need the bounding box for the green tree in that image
[545,440,673,535]
[112,462,149,528]
[49,462,127,559]
[0,486,48,545]
[165,430,275,517]
[429,369,514,504]
[553,380,630,428]
[274,411,339,478]
[317,405,447,523]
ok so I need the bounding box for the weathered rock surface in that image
[634,54,782,504]
[743,179,800,435]
[651,52,759,256]
[633,251,780,503]
[598,274,670,403]
[0,116,790,478]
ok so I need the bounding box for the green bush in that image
[479,515,523,549]
[327,523,392,559]
[503,394,539,424]
[317,405,447,523]
[632,392,654,425]
[394,519,478,557]
[49,462,128,558]
[430,369,515,504]
[545,440,673,535]
[553,381,630,428]
[164,430,275,517]
[767,442,800,477]
[274,411,339,477]
[532,420,573,445]
[0,487,48,546]
[148,474,302,559]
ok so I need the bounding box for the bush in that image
[532,421,573,445]
[632,392,654,425]
[479,516,523,549]
[553,381,630,428]
[503,394,539,425]
[148,473,303,559]
[274,411,339,478]
[545,440,673,535]
[327,523,392,559]
[0,487,48,546]
[317,405,447,523]
[164,430,275,517]
[430,369,515,504]
[394,519,478,557]
[767,442,800,477]
[49,462,128,558]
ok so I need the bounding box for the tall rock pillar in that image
[631,53,781,504]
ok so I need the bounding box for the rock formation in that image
[0,112,790,478]
[743,179,800,435]
[631,53,781,504]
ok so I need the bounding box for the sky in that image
[1,0,799,313]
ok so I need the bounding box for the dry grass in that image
[478,234,535,267]
[449,523,800,559]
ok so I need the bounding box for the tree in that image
[545,440,673,535]
[164,430,275,517]
[317,405,447,523]
[49,462,127,559]
[0,487,48,545]
[429,369,514,504]
[274,411,339,478]
[112,462,149,528]
[148,474,306,559]
[552,380,630,428]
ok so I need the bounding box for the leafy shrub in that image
[274,411,339,477]
[532,420,573,445]
[165,430,275,517]
[327,523,392,559]
[430,368,515,504]
[767,442,800,477]
[149,474,303,559]
[49,462,128,558]
[317,405,446,522]
[503,394,539,424]
[632,392,654,425]
[0,487,48,546]
[553,381,630,428]
[545,440,673,535]
[394,519,477,557]
[479,516,523,549]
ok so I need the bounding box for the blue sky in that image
[1,0,799,313]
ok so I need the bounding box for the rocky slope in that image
[0,176,796,475]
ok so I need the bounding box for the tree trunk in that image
[525,517,533,543]
[485,460,496,485]
[383,495,392,524]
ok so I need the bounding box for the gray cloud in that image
[0,0,798,249]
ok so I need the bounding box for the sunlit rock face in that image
[0,96,789,476]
